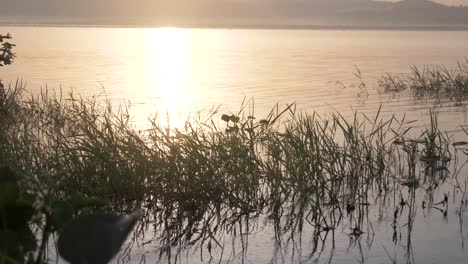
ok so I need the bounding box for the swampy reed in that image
[0,81,462,262]
[379,59,468,104]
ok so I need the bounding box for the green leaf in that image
[230,115,240,123]
[0,254,18,264]
[0,204,34,231]
[17,193,36,207]
[0,230,20,263]
[17,226,36,253]
[0,166,19,184]
[0,166,19,207]
[50,201,74,230]
[0,182,19,207]
[0,230,19,252]
[58,211,141,264]
[221,114,230,122]
[0,228,34,264]
[68,196,107,210]
[259,119,270,126]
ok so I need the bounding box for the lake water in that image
[2,27,468,264]
[2,27,468,130]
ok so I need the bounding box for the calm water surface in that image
[2,27,468,263]
[2,27,468,129]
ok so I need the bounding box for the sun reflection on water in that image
[144,27,194,128]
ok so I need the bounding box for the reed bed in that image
[0,82,460,262]
[379,60,468,104]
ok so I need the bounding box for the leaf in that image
[50,201,74,230]
[0,204,35,231]
[0,166,19,183]
[225,126,239,133]
[0,166,19,207]
[0,230,22,263]
[0,254,18,264]
[259,119,269,126]
[0,230,19,254]
[229,115,240,123]
[58,211,141,264]
[0,182,19,207]
[68,196,107,210]
[221,114,230,122]
[17,193,36,207]
[453,141,468,147]
[401,179,420,189]
[18,226,36,253]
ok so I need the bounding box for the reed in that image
[379,60,468,104]
[0,82,458,262]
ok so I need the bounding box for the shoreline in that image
[2,22,468,31]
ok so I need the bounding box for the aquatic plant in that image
[0,81,462,263]
[378,60,468,104]
[0,33,15,67]
[0,164,140,264]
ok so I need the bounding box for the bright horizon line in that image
[2,22,468,31]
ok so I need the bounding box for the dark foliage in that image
[0,33,15,67]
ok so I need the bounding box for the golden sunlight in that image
[147,27,194,127]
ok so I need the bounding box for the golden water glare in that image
[141,28,195,128]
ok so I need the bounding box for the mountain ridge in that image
[0,0,467,28]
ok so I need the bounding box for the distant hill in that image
[263,0,468,27]
[0,0,468,29]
